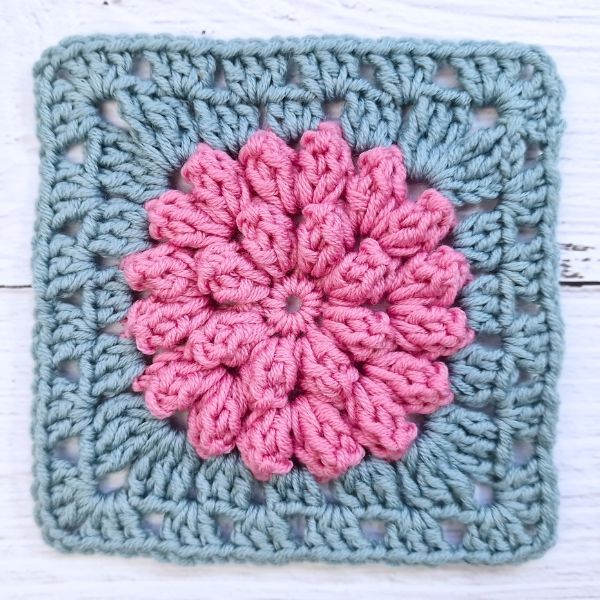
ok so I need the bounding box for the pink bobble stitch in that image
[196,240,271,304]
[237,201,296,278]
[321,238,392,305]
[146,190,233,248]
[296,203,354,278]
[295,122,354,208]
[121,243,197,300]
[125,294,211,354]
[347,377,418,460]
[346,145,407,235]
[188,372,246,457]
[181,143,250,220]
[187,311,267,369]
[362,351,453,413]
[292,395,365,481]
[370,189,457,258]
[388,246,471,308]
[239,336,298,411]
[237,406,295,481]
[133,348,219,418]
[238,130,299,214]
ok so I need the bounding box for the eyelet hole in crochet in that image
[169,169,193,193]
[258,104,269,130]
[359,60,376,84]
[455,198,499,220]
[95,255,121,269]
[58,220,82,237]
[434,63,460,88]
[519,63,535,81]
[54,68,70,81]
[473,482,494,507]
[406,413,427,434]
[285,294,303,314]
[440,519,466,546]
[212,59,227,89]
[516,297,542,316]
[98,99,130,131]
[512,438,535,465]
[524,143,542,169]
[407,180,429,202]
[285,58,302,86]
[64,143,85,164]
[101,321,124,336]
[98,467,129,494]
[57,359,80,382]
[142,512,164,535]
[471,106,499,131]
[53,436,80,465]
[518,226,538,243]
[131,55,152,80]
[288,515,306,544]
[61,289,83,307]
[476,333,502,349]
[168,410,188,432]
[319,481,340,505]
[215,514,235,542]
[323,99,345,120]
[360,519,387,544]
[249,480,267,505]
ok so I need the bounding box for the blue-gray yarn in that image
[31,34,564,565]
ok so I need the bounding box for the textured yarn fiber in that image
[32,35,564,565]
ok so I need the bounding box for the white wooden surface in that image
[1,1,599,598]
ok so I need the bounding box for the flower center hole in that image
[285,294,302,314]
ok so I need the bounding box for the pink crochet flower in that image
[121,122,474,481]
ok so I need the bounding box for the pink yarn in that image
[121,122,474,481]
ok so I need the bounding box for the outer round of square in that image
[32,35,564,565]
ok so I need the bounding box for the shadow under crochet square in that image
[31,34,564,565]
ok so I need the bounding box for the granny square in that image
[32,35,564,565]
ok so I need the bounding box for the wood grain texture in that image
[0,0,599,598]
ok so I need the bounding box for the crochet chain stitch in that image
[32,35,564,565]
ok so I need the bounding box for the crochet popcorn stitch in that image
[32,35,564,565]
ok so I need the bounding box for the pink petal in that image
[346,145,407,235]
[298,327,359,407]
[196,240,270,304]
[237,201,296,277]
[181,143,250,221]
[295,122,354,208]
[125,294,211,354]
[121,243,197,300]
[362,351,453,413]
[296,203,354,278]
[238,130,298,214]
[387,246,471,308]
[320,304,395,362]
[146,190,233,248]
[370,189,456,258]
[346,377,418,460]
[186,310,267,369]
[133,348,223,419]
[291,395,364,481]
[237,406,294,480]
[388,304,475,360]
[321,238,392,305]
[188,372,246,457]
[239,337,299,411]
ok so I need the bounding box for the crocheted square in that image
[32,35,564,565]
